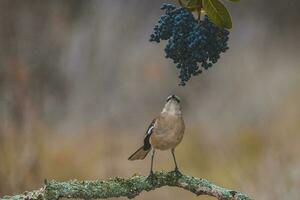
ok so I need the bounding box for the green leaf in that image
[202,0,232,29]
[187,0,200,7]
[182,0,202,12]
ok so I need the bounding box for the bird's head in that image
[162,95,182,115]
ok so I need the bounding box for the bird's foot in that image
[149,170,154,177]
[147,170,155,180]
[147,171,157,183]
[172,167,183,177]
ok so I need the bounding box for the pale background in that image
[0,0,300,199]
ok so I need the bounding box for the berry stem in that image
[197,9,201,22]
[197,3,203,23]
[178,0,183,7]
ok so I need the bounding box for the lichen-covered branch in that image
[1,171,251,200]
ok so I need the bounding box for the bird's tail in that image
[128,146,151,160]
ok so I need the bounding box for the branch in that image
[2,171,251,200]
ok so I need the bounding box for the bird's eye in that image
[166,96,172,102]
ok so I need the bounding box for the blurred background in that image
[0,0,300,199]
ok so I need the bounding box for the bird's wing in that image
[143,118,156,150]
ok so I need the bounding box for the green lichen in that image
[1,171,251,200]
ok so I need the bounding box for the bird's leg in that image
[171,148,178,171]
[147,149,156,183]
[171,148,182,176]
[149,149,155,176]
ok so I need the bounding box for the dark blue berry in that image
[149,4,230,85]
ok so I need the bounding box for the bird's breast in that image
[150,115,185,150]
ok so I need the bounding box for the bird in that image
[128,95,185,175]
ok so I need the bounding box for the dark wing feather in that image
[143,118,156,150]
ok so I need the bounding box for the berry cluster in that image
[150,3,229,85]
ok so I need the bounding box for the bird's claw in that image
[149,170,154,177]
[147,171,156,183]
[173,168,183,177]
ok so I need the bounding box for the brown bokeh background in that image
[0,0,300,199]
